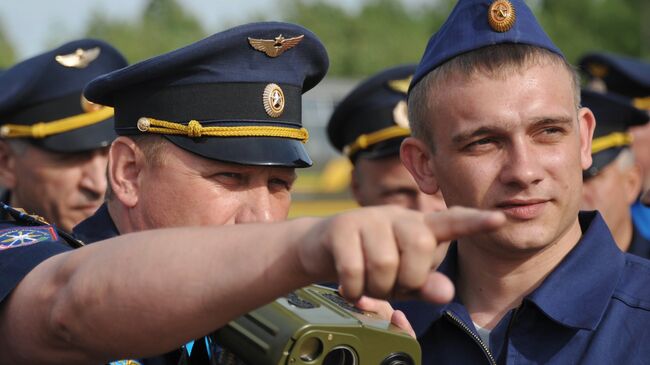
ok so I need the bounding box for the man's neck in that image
[457,218,583,329]
[611,215,633,253]
[107,200,136,235]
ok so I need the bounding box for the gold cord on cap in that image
[1,107,114,139]
[136,117,309,143]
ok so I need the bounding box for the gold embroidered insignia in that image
[488,0,516,33]
[392,100,410,129]
[387,76,413,94]
[263,84,285,118]
[248,34,304,58]
[587,63,609,79]
[55,47,101,68]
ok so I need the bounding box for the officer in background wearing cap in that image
[393,0,650,363]
[0,22,507,364]
[580,89,650,259]
[327,64,446,212]
[0,39,127,231]
[579,52,650,239]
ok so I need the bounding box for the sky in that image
[1,0,430,60]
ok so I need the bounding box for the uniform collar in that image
[627,223,650,259]
[399,212,624,335]
[72,203,120,243]
[527,211,625,330]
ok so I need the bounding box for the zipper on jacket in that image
[444,310,497,365]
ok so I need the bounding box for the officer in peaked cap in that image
[0,22,501,365]
[579,52,650,238]
[580,89,650,258]
[393,0,650,363]
[579,52,650,106]
[327,64,446,212]
[73,21,329,364]
[0,39,127,230]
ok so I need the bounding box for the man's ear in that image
[625,162,643,205]
[0,140,19,189]
[578,107,597,171]
[108,137,144,208]
[400,137,439,194]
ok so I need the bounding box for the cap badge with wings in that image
[248,34,304,58]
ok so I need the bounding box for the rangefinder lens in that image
[322,346,357,365]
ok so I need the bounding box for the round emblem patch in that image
[488,0,516,33]
[263,83,285,118]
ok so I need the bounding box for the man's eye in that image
[214,172,243,183]
[465,138,496,150]
[269,178,292,191]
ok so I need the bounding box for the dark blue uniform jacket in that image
[394,211,650,364]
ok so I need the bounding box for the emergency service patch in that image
[0,226,58,250]
[110,360,143,365]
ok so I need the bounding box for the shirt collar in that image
[72,203,120,243]
[526,211,626,330]
[627,223,650,259]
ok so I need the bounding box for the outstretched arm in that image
[0,206,503,364]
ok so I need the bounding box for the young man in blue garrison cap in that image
[0,22,506,365]
[0,39,127,231]
[580,89,650,259]
[579,52,650,239]
[327,64,446,212]
[395,0,650,363]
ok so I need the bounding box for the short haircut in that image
[408,44,581,151]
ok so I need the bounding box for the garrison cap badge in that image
[84,22,329,168]
[328,64,416,163]
[55,47,101,68]
[248,34,304,58]
[488,0,516,32]
[410,0,562,93]
[0,39,126,153]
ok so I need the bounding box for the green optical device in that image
[213,284,420,365]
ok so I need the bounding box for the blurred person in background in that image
[327,64,446,213]
[0,39,127,231]
[580,89,650,258]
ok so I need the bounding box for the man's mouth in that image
[495,199,549,220]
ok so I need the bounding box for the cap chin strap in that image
[591,132,633,154]
[135,117,309,142]
[0,107,114,139]
[343,125,410,157]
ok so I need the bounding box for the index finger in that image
[425,206,505,243]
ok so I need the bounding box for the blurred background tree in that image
[0,19,16,68]
[2,0,646,75]
[84,0,206,64]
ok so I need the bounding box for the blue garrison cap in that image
[328,64,415,163]
[582,89,649,179]
[0,39,127,153]
[579,52,650,105]
[85,22,329,168]
[410,0,563,91]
